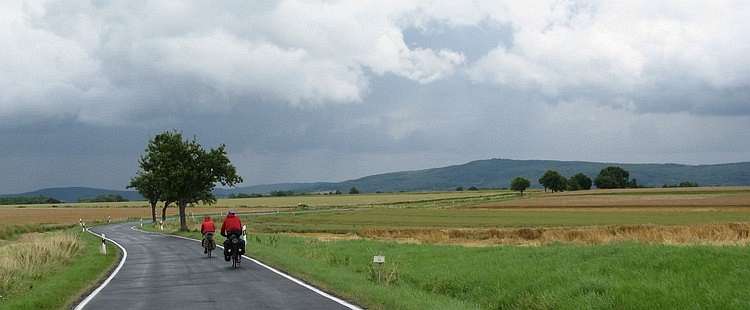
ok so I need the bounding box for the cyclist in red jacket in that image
[220,210,244,261]
[200,216,216,254]
[220,211,242,237]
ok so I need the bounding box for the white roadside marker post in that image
[100,234,107,255]
[242,225,247,242]
[373,255,385,284]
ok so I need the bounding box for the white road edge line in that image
[73,227,129,310]
[168,233,362,310]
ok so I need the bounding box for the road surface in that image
[76,222,360,310]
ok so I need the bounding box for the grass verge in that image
[247,234,750,309]
[0,227,119,310]
[144,221,750,309]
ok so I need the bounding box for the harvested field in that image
[357,222,750,246]
[471,187,750,209]
[0,206,266,225]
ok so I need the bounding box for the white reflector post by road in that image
[373,255,385,284]
[100,234,107,255]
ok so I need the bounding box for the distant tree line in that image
[0,196,62,205]
[227,189,345,198]
[663,181,699,188]
[510,166,687,196]
[78,194,128,203]
[228,193,264,198]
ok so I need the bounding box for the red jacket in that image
[201,218,215,235]
[220,213,242,237]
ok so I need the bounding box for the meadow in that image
[2,187,750,309]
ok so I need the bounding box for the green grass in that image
[0,227,119,310]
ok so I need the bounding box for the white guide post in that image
[100,234,107,255]
[373,255,385,284]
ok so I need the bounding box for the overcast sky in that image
[1,1,749,194]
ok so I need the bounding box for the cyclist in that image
[200,216,216,254]
[220,210,244,262]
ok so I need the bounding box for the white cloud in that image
[1,0,469,126]
[468,1,750,115]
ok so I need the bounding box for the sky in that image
[1,1,749,194]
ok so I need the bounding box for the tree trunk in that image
[161,202,169,223]
[178,200,188,231]
[150,199,158,223]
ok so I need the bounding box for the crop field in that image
[0,190,521,226]
[7,186,750,309]
[144,186,750,309]
[481,186,750,209]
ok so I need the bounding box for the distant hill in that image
[225,159,750,195]
[4,159,750,202]
[0,187,144,203]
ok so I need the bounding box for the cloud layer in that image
[1,1,748,193]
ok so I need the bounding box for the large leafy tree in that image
[594,166,630,189]
[134,130,243,231]
[569,173,592,191]
[510,176,531,197]
[538,170,567,192]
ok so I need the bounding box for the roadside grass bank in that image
[145,222,750,309]
[0,226,119,310]
[247,235,750,309]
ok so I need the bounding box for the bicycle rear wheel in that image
[206,240,213,257]
[232,252,240,268]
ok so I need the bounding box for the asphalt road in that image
[76,222,360,310]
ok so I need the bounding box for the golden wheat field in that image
[3,187,750,248]
[0,205,263,225]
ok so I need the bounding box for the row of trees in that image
[77,194,128,203]
[127,130,243,231]
[0,196,62,205]
[511,166,637,195]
